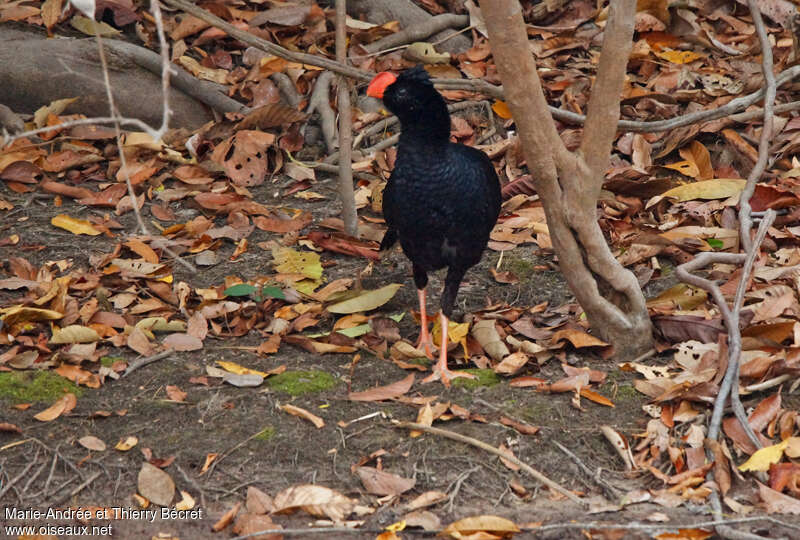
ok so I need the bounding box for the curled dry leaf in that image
[471,319,509,361]
[281,404,325,428]
[115,435,139,451]
[34,393,77,422]
[601,425,635,471]
[212,501,242,532]
[355,466,416,496]
[405,490,448,511]
[272,484,355,521]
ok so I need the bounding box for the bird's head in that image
[366,65,442,122]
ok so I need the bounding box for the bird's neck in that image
[397,97,450,146]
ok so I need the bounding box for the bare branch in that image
[361,13,468,54]
[336,0,357,237]
[739,0,777,253]
[580,0,636,184]
[392,420,586,506]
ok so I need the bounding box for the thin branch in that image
[361,13,469,54]
[392,420,586,507]
[307,72,336,152]
[335,0,357,237]
[580,0,636,184]
[740,0,777,254]
[149,0,172,140]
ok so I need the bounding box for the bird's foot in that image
[422,364,475,388]
[415,332,436,360]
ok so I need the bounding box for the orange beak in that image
[366,72,397,99]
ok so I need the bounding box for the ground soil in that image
[1,173,794,540]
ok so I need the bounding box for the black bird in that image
[367,66,502,386]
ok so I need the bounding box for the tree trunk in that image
[482,0,653,359]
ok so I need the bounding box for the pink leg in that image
[415,289,435,360]
[422,312,476,387]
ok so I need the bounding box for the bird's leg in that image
[422,312,476,387]
[412,264,435,360]
[423,266,475,387]
[415,288,436,360]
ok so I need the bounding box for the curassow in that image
[366,66,502,386]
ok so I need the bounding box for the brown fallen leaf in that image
[281,404,325,428]
[355,466,416,496]
[78,435,107,451]
[246,486,275,514]
[212,501,242,532]
[272,484,355,521]
[137,462,175,506]
[34,393,77,422]
[498,416,539,435]
[348,374,414,402]
[441,515,521,538]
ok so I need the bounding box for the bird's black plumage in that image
[379,66,502,318]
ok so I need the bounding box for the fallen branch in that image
[122,350,172,377]
[361,13,469,54]
[392,420,586,506]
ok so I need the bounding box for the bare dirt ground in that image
[1,175,796,540]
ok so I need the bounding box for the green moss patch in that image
[452,369,500,389]
[267,370,338,396]
[0,371,83,403]
[254,427,276,441]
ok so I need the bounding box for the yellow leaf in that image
[442,515,521,538]
[492,100,512,119]
[646,284,707,310]
[663,160,700,178]
[655,50,705,64]
[738,440,788,472]
[51,214,102,236]
[50,324,101,344]
[433,318,470,358]
[217,360,270,378]
[272,246,323,280]
[0,305,63,325]
[661,179,746,202]
[115,435,139,451]
[327,284,403,314]
[386,520,407,532]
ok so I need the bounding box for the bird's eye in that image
[395,87,408,98]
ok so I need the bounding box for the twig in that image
[123,350,172,377]
[270,73,302,108]
[0,452,38,500]
[335,0,357,237]
[551,440,622,500]
[392,420,586,506]
[52,471,102,507]
[175,462,207,509]
[445,465,480,513]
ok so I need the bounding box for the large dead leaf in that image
[272,484,355,521]
[33,393,77,422]
[281,404,325,428]
[51,214,102,235]
[138,462,175,506]
[441,515,521,538]
[348,374,414,401]
[355,466,416,496]
[327,284,403,314]
[659,179,746,202]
